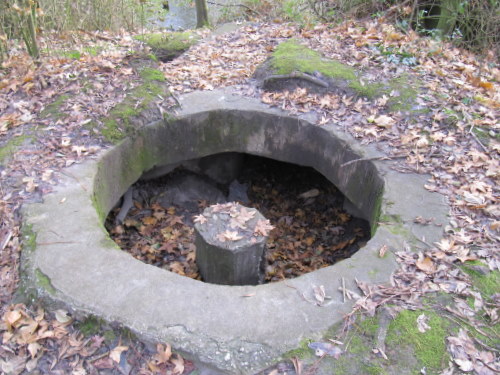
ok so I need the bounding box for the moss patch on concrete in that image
[35,269,56,295]
[269,40,420,106]
[97,67,168,143]
[135,32,199,51]
[0,134,30,165]
[282,338,314,360]
[387,309,450,373]
[271,40,382,98]
[134,31,200,61]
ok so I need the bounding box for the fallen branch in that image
[115,187,134,225]
[340,155,406,168]
[469,126,489,153]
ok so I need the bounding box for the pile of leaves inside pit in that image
[106,156,370,283]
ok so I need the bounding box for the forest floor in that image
[0,10,498,375]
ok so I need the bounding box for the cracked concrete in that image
[21,88,449,374]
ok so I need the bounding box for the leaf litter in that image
[0,9,498,375]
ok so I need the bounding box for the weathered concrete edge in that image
[20,90,450,374]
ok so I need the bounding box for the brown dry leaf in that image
[153,343,172,365]
[54,310,72,324]
[171,354,185,375]
[416,254,436,273]
[109,345,128,363]
[142,216,158,226]
[379,245,388,258]
[4,309,22,331]
[217,230,243,242]
[254,219,274,236]
[416,313,431,333]
[370,115,395,128]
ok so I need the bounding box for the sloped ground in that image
[0,13,498,375]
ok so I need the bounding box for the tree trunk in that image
[436,0,459,36]
[195,0,209,28]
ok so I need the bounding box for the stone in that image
[153,173,226,210]
[198,152,244,184]
[227,180,249,204]
[194,203,270,285]
[22,88,450,374]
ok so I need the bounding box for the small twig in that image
[60,171,88,192]
[477,358,500,373]
[341,277,346,303]
[88,350,111,362]
[78,29,115,42]
[1,230,12,251]
[340,155,406,168]
[469,125,489,153]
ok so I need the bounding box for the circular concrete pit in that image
[22,89,449,374]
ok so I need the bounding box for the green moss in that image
[0,135,29,165]
[472,126,498,146]
[103,330,116,343]
[139,67,165,82]
[41,94,70,119]
[77,315,105,336]
[99,81,167,143]
[361,363,387,375]
[271,40,381,98]
[461,261,500,299]
[135,31,199,52]
[387,309,449,372]
[386,75,419,112]
[283,339,314,359]
[35,269,56,295]
[370,191,383,236]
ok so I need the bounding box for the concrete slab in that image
[21,89,449,374]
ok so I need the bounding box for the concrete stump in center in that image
[194,202,273,285]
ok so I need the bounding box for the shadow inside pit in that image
[105,153,370,283]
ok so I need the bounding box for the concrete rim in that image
[21,89,449,374]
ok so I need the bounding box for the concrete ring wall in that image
[22,90,449,374]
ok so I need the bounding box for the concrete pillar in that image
[194,202,273,285]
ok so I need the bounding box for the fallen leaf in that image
[416,313,431,333]
[171,354,184,375]
[55,309,72,324]
[416,254,436,273]
[153,343,172,365]
[109,345,128,363]
[216,230,243,242]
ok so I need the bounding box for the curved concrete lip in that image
[21,89,449,374]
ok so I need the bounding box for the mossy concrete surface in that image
[258,40,419,109]
[134,31,200,62]
[94,67,169,143]
[21,88,449,374]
